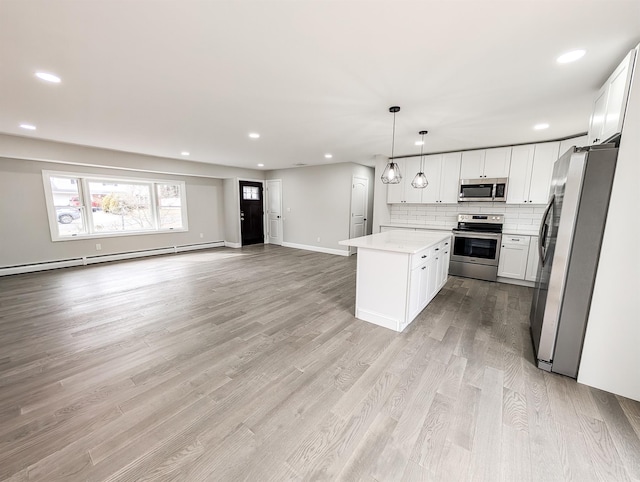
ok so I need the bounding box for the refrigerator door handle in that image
[539,195,554,266]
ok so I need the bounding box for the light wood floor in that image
[1,245,639,481]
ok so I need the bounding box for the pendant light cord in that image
[419,132,425,172]
[390,111,396,160]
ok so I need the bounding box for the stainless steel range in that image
[449,214,503,282]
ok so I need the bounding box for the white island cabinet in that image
[339,230,451,332]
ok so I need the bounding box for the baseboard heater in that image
[0,241,225,277]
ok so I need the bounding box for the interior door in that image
[239,180,264,246]
[266,179,283,245]
[350,176,369,254]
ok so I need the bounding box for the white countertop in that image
[339,230,450,254]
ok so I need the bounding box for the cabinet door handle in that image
[444,242,449,245]
[421,255,427,259]
[435,248,439,251]
[422,266,426,270]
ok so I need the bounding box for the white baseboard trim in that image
[281,242,350,257]
[0,258,84,276]
[224,241,242,248]
[0,241,225,277]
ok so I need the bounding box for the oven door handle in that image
[453,231,501,241]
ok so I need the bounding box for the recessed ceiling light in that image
[556,50,586,64]
[249,133,260,139]
[324,153,333,159]
[414,141,424,146]
[534,123,550,130]
[257,163,264,167]
[35,72,61,83]
[20,123,36,130]
[181,151,190,156]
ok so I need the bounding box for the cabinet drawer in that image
[502,235,530,245]
[438,238,451,253]
[411,247,432,269]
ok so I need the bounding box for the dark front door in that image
[239,181,264,246]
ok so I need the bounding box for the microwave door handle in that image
[538,195,554,266]
[491,184,497,200]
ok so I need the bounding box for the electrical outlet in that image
[199,233,204,238]
[95,243,101,251]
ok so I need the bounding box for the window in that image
[43,171,188,241]
[242,185,260,200]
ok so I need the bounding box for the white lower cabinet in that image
[408,256,433,323]
[525,236,540,282]
[497,235,530,279]
[407,239,449,327]
[435,238,450,289]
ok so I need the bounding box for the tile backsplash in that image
[389,202,545,233]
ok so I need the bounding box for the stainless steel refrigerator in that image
[529,144,618,378]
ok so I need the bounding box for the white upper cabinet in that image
[386,158,423,204]
[419,155,443,204]
[460,147,511,179]
[528,142,560,203]
[439,152,463,203]
[483,147,512,178]
[587,47,637,145]
[388,153,461,204]
[421,152,462,203]
[507,142,559,204]
[460,150,485,179]
[506,145,535,204]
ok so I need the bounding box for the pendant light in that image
[411,130,429,189]
[381,106,402,184]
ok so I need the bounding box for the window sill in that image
[51,228,188,242]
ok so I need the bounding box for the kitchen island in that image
[339,230,451,332]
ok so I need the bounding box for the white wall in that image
[578,54,640,401]
[0,135,264,267]
[222,178,241,246]
[266,163,374,254]
[0,157,227,267]
[372,155,391,233]
[0,134,262,180]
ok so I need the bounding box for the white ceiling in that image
[1,1,639,171]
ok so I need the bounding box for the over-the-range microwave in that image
[459,178,508,202]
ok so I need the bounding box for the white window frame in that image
[42,170,188,241]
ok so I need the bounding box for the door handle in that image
[277,215,280,218]
[539,195,554,266]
